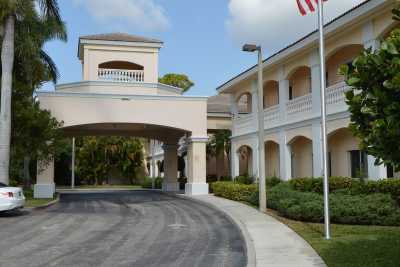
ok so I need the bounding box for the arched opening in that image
[289,136,312,178]
[98,61,145,82]
[326,44,364,87]
[237,145,253,176]
[288,66,311,100]
[328,128,367,178]
[237,92,252,114]
[263,80,279,109]
[99,61,144,70]
[265,141,280,177]
[379,22,400,40]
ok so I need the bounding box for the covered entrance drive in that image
[34,90,209,198]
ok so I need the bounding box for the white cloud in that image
[73,0,169,32]
[226,0,366,54]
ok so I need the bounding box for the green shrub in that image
[289,177,400,203]
[362,179,400,204]
[266,176,281,187]
[212,181,400,226]
[234,175,254,185]
[289,177,356,193]
[141,177,163,189]
[211,182,258,205]
[219,176,233,181]
[269,183,400,226]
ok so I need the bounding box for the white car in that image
[0,183,25,212]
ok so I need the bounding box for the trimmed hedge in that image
[141,177,163,189]
[290,177,400,203]
[211,181,400,226]
[212,182,258,204]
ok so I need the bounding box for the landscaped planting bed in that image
[211,177,400,226]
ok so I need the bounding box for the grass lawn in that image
[268,210,400,267]
[23,189,57,208]
[25,197,56,208]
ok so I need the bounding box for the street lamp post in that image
[243,44,266,212]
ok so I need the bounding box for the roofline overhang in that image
[216,0,390,94]
[53,81,184,95]
[35,90,209,102]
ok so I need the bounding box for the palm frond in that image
[36,0,62,24]
[40,50,59,84]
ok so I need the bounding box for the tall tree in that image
[0,0,65,185]
[340,7,400,171]
[159,73,194,92]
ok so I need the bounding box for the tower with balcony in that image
[55,33,181,95]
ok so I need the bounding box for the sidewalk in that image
[183,194,326,267]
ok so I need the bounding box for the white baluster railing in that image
[327,81,351,105]
[264,105,280,122]
[234,114,256,135]
[286,93,312,115]
[98,68,145,83]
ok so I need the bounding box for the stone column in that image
[34,158,55,199]
[278,67,289,121]
[251,142,258,178]
[185,137,209,195]
[363,21,380,51]
[162,143,179,192]
[231,142,240,179]
[310,51,322,116]
[312,122,323,177]
[279,130,292,180]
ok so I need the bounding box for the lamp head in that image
[242,44,260,52]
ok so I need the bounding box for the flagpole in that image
[317,0,331,240]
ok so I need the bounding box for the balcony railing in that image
[234,113,256,135]
[327,81,351,105]
[286,93,312,115]
[264,105,280,122]
[98,68,144,83]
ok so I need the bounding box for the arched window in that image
[237,93,252,114]
[288,66,311,100]
[263,81,279,108]
[326,45,363,87]
[99,61,144,70]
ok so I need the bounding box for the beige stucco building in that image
[218,0,399,181]
[35,33,210,198]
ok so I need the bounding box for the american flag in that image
[296,0,328,16]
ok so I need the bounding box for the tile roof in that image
[207,94,247,114]
[80,33,163,44]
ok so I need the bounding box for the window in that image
[289,86,293,100]
[349,150,368,178]
[346,61,354,73]
[326,72,329,87]
[387,164,394,178]
[328,152,332,177]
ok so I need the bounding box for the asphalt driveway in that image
[0,190,246,267]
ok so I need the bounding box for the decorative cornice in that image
[35,90,208,102]
[55,81,183,95]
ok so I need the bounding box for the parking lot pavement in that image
[0,190,246,267]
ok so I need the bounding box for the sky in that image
[42,0,365,96]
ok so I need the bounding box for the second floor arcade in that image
[217,0,398,136]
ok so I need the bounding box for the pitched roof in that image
[216,0,375,92]
[207,94,247,114]
[80,33,163,44]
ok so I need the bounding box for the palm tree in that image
[0,0,65,185]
